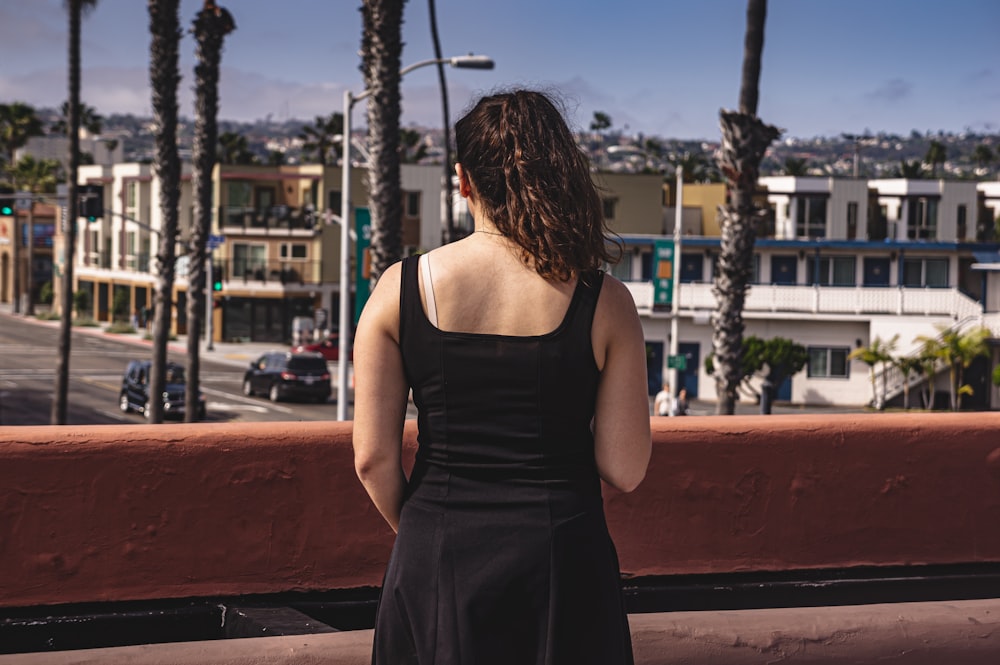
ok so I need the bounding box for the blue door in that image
[645,341,664,396]
[777,375,792,401]
[863,257,891,286]
[678,342,700,399]
[770,255,798,284]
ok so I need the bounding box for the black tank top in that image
[399,255,605,497]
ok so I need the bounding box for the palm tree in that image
[52,0,99,425]
[51,100,103,137]
[895,158,924,179]
[361,0,406,283]
[848,335,898,409]
[924,139,946,178]
[298,113,343,165]
[711,0,781,414]
[218,130,255,164]
[146,0,183,424]
[917,325,991,411]
[891,355,923,410]
[400,128,427,163]
[0,102,44,175]
[9,156,59,317]
[782,156,808,176]
[590,111,612,134]
[186,0,235,423]
[972,144,994,172]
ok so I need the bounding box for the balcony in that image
[219,205,317,234]
[219,257,321,286]
[624,281,984,320]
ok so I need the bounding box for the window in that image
[328,190,342,213]
[610,251,632,282]
[957,204,967,241]
[794,195,827,238]
[280,243,307,260]
[807,256,856,286]
[847,202,858,240]
[404,191,420,218]
[602,198,617,220]
[232,243,268,279]
[808,346,849,378]
[906,196,939,240]
[711,253,761,283]
[902,257,948,288]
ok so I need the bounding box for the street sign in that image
[15,192,32,211]
[207,234,225,250]
[653,239,675,309]
[354,207,372,326]
[667,354,687,371]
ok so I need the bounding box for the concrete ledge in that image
[2,413,1000,608]
[5,599,998,664]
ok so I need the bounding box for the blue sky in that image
[1,0,997,140]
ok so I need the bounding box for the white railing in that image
[624,281,984,320]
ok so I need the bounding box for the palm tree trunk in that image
[711,0,779,414]
[147,0,182,424]
[361,0,406,283]
[186,1,233,422]
[428,0,455,244]
[51,0,83,425]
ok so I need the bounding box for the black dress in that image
[372,256,633,665]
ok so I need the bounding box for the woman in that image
[353,89,651,664]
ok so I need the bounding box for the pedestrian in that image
[671,388,690,416]
[353,89,651,664]
[654,381,673,416]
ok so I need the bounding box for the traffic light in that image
[212,265,223,292]
[78,184,104,221]
[0,196,13,216]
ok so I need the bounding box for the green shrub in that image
[72,290,91,318]
[35,310,61,321]
[105,321,137,334]
[112,287,130,322]
[39,281,54,306]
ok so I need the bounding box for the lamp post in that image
[336,54,494,421]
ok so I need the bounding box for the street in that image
[0,312,380,426]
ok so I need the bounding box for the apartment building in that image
[621,176,1000,410]
[69,162,446,344]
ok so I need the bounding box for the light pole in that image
[336,54,494,421]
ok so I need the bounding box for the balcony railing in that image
[219,205,318,232]
[219,257,322,286]
[624,280,984,320]
[82,251,150,273]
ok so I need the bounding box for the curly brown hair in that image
[455,89,622,281]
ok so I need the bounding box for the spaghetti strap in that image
[419,254,439,327]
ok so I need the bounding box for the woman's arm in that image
[352,261,411,532]
[591,275,652,493]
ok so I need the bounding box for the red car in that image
[293,334,353,361]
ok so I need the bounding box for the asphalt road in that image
[0,312,368,426]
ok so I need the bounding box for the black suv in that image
[119,360,207,420]
[242,352,331,403]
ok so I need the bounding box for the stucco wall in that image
[2,413,999,609]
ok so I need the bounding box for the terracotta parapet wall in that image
[2,413,999,609]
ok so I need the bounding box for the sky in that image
[1,0,998,140]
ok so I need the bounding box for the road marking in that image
[200,386,295,413]
[95,409,130,422]
[206,402,270,413]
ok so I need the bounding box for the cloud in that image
[864,78,913,104]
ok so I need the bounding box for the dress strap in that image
[420,254,439,327]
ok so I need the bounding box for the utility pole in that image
[669,166,683,399]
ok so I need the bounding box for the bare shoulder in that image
[357,260,404,341]
[596,273,639,321]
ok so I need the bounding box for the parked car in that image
[242,352,332,403]
[119,360,206,420]
[292,333,353,362]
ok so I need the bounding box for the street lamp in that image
[337,53,495,420]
